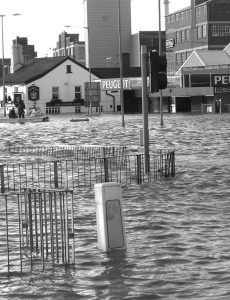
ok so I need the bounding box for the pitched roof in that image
[176,49,230,74]
[92,67,141,79]
[196,50,230,66]
[1,56,90,85]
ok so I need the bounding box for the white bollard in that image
[94,182,126,252]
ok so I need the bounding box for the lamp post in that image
[117,0,125,127]
[65,25,92,115]
[158,0,164,126]
[1,13,21,117]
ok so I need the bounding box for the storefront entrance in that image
[124,90,141,113]
[176,97,191,112]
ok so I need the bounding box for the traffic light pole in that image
[141,45,150,173]
[158,0,163,126]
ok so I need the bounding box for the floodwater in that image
[0,113,230,300]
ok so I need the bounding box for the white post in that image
[94,182,126,252]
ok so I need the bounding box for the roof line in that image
[25,56,95,84]
[176,50,204,75]
[194,51,206,66]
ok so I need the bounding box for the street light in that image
[1,13,21,117]
[117,0,125,127]
[64,25,92,115]
[158,0,164,126]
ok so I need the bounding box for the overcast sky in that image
[1,0,190,58]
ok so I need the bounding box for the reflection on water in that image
[0,113,230,299]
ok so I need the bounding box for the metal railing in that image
[0,188,75,276]
[0,151,175,194]
[9,145,127,160]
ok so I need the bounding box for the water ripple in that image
[0,114,230,299]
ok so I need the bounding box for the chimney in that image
[163,0,170,16]
[11,44,24,73]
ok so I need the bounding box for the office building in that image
[165,0,230,75]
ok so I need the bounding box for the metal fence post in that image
[103,158,109,182]
[54,161,58,188]
[136,155,142,184]
[0,164,5,194]
[171,151,175,176]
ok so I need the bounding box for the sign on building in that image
[211,74,230,87]
[100,78,130,91]
[28,85,40,101]
[84,82,101,107]
[166,39,175,50]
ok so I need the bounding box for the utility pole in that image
[158,0,164,126]
[117,0,125,127]
[141,45,150,173]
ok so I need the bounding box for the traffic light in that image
[149,51,167,93]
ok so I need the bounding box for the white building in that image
[1,56,124,116]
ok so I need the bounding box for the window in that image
[186,28,190,41]
[176,13,180,21]
[75,106,81,113]
[66,65,72,73]
[166,16,170,23]
[176,53,181,66]
[171,15,175,22]
[186,10,191,19]
[211,24,230,37]
[75,86,81,100]
[181,30,185,42]
[52,87,59,100]
[202,24,207,38]
[181,12,184,19]
[197,25,202,39]
[176,31,180,43]
[46,107,60,114]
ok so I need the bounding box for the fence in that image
[9,145,127,160]
[0,188,75,276]
[0,151,175,194]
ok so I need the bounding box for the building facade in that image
[53,31,86,66]
[83,0,131,69]
[165,0,230,75]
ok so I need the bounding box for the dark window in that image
[190,74,210,87]
[66,65,72,73]
[75,86,81,99]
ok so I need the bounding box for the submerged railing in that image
[0,188,75,276]
[0,151,175,193]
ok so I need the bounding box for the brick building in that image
[165,0,230,75]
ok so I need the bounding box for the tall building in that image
[53,31,86,66]
[165,0,230,75]
[83,0,131,68]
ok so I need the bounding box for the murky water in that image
[0,113,230,300]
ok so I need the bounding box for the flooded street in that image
[0,113,230,300]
